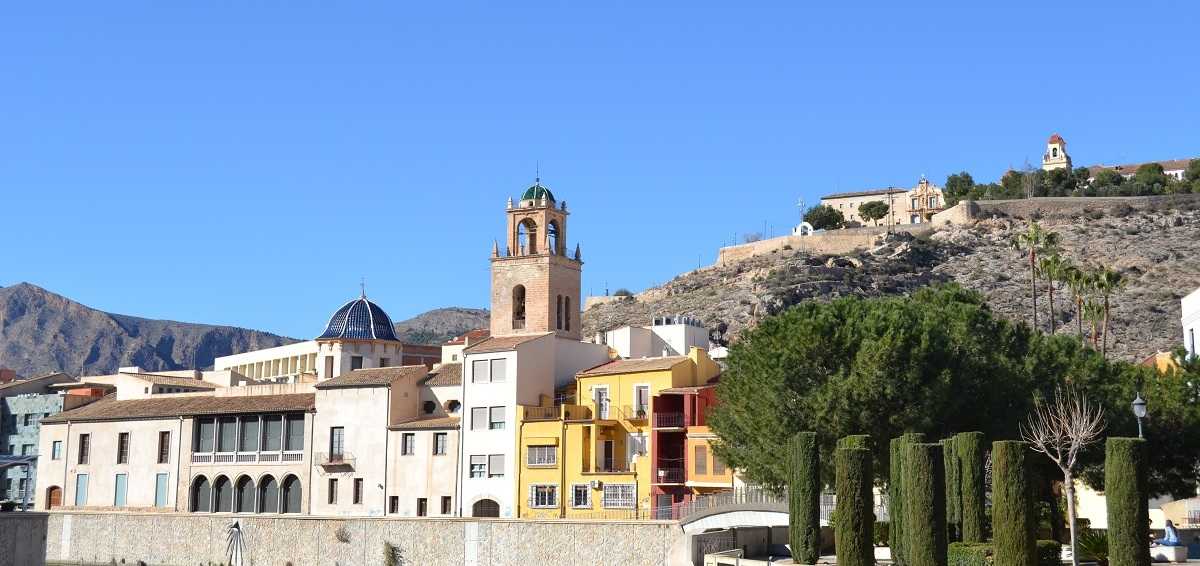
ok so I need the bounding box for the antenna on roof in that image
[535,161,541,185]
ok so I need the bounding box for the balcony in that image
[592,458,633,474]
[653,466,686,484]
[653,412,685,429]
[316,451,355,471]
[523,406,561,421]
[191,450,304,465]
[621,405,649,422]
[562,404,592,422]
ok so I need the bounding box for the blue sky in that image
[2,1,1197,338]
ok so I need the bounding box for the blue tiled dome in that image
[317,296,400,341]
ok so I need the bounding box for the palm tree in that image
[1094,268,1126,357]
[1062,265,1091,345]
[1083,299,1105,349]
[1039,254,1068,334]
[1013,223,1061,332]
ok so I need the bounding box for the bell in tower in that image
[489,178,583,340]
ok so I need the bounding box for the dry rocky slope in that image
[584,201,1200,362]
[392,307,490,345]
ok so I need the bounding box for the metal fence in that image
[665,486,890,523]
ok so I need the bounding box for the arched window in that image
[191,476,212,512]
[258,475,279,513]
[517,219,538,255]
[423,401,437,414]
[236,476,255,513]
[548,220,561,255]
[213,476,233,512]
[445,400,461,413]
[281,475,301,514]
[564,296,571,331]
[472,498,500,517]
[512,285,526,330]
[556,295,563,330]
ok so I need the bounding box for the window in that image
[217,417,237,452]
[285,414,305,451]
[389,496,399,514]
[52,441,62,460]
[929,196,937,208]
[490,359,507,383]
[74,473,89,506]
[911,198,918,209]
[556,295,563,329]
[21,443,33,455]
[471,407,488,431]
[328,478,338,504]
[529,484,558,508]
[695,445,708,475]
[78,434,90,464]
[633,385,650,417]
[469,455,487,478]
[472,359,489,383]
[353,478,363,504]
[713,454,727,475]
[488,454,505,478]
[213,476,233,512]
[258,476,279,513]
[447,400,461,413]
[417,497,428,516]
[236,477,255,513]
[329,427,345,460]
[512,285,526,329]
[602,484,635,509]
[351,356,364,370]
[401,433,415,455]
[379,357,391,368]
[564,297,571,331]
[191,476,211,512]
[324,356,334,378]
[261,415,283,451]
[23,414,33,426]
[489,406,505,430]
[115,432,130,464]
[114,474,128,506]
[571,484,590,508]
[441,496,452,515]
[239,416,259,452]
[154,473,169,507]
[423,401,436,414]
[433,433,447,455]
[158,431,171,464]
[628,433,647,460]
[280,475,301,513]
[527,445,556,467]
[196,418,216,452]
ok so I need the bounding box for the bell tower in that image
[490,179,583,340]
[1041,133,1072,171]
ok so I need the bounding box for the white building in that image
[1183,287,1200,359]
[593,315,710,359]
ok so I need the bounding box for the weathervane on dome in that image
[360,277,366,299]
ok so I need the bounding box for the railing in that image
[594,459,632,474]
[191,451,305,465]
[664,486,890,522]
[653,412,685,428]
[523,406,561,421]
[512,319,526,330]
[654,466,685,484]
[562,405,591,421]
[621,405,649,421]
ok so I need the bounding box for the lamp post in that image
[1131,393,1147,439]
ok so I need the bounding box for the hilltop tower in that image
[489,179,583,340]
[1042,133,1072,171]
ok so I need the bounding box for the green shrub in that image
[789,431,821,565]
[838,434,872,450]
[1035,540,1061,566]
[992,441,1035,566]
[890,433,926,566]
[947,542,991,566]
[904,442,946,566]
[955,432,987,543]
[1105,437,1149,566]
[1076,528,1108,565]
[836,447,874,566]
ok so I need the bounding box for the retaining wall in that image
[931,194,1200,226]
[715,224,933,266]
[39,511,687,566]
[0,512,49,566]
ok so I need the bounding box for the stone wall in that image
[42,511,688,566]
[0,512,48,566]
[715,224,934,266]
[932,194,1200,226]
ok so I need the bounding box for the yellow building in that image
[516,347,729,519]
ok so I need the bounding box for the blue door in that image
[114,474,127,507]
[155,473,169,507]
[74,474,88,506]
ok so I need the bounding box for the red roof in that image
[1048,133,1066,145]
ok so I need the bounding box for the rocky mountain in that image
[584,201,1200,362]
[0,283,297,377]
[392,307,490,345]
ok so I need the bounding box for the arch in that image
[281,475,302,514]
[213,475,233,512]
[445,400,461,413]
[564,296,571,331]
[235,475,256,513]
[257,475,279,513]
[517,218,538,255]
[547,219,561,255]
[45,486,62,510]
[512,285,526,330]
[472,498,500,518]
[190,476,212,512]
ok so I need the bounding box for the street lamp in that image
[1131,393,1147,439]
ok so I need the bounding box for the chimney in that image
[0,368,16,384]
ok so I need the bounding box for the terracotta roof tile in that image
[122,373,219,389]
[314,366,430,389]
[422,363,462,387]
[821,187,908,200]
[0,372,73,392]
[463,332,552,354]
[43,393,315,424]
[388,415,460,430]
[577,356,688,377]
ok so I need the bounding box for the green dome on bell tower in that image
[520,179,555,203]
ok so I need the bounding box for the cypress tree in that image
[904,442,947,566]
[836,446,875,566]
[1106,437,1150,566]
[992,440,1035,566]
[955,432,986,543]
[838,434,873,451]
[942,436,961,542]
[789,432,821,564]
[890,433,925,566]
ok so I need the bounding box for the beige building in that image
[1042,133,1072,171]
[819,176,945,226]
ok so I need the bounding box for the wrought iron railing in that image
[653,412,685,428]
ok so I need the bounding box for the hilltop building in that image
[819,176,945,226]
[1040,132,1195,182]
[1042,133,1073,171]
